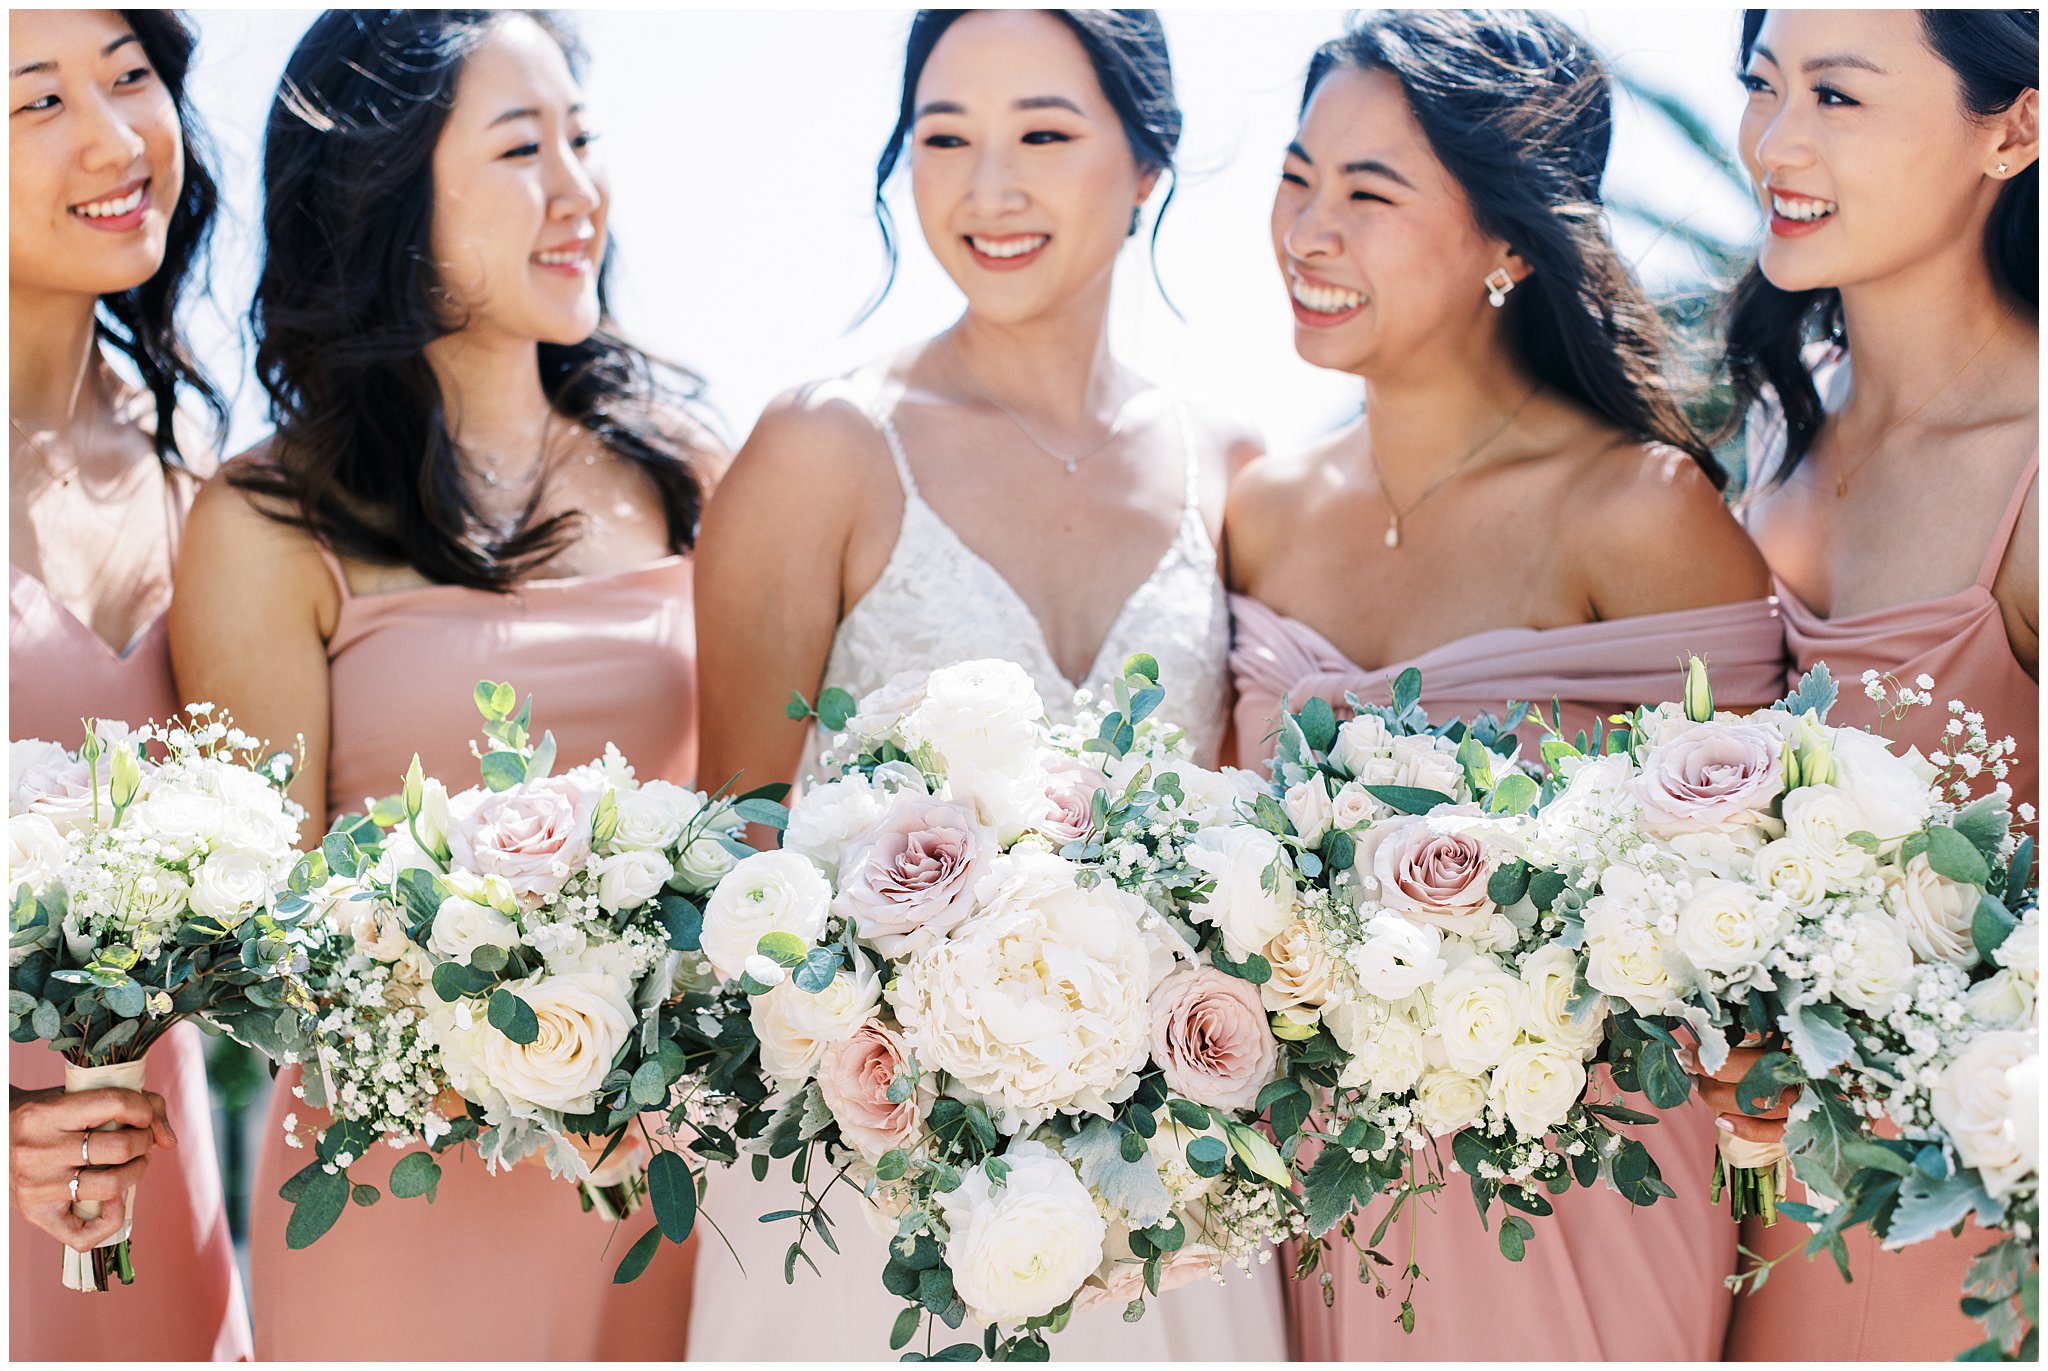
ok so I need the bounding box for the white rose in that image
[1171,764,1261,830]
[1283,776,1334,846]
[1260,917,1340,1014]
[1330,714,1394,777]
[127,788,223,861]
[8,739,99,832]
[1582,923,1688,1016]
[1392,734,1466,796]
[751,963,884,1088]
[188,850,273,923]
[1995,916,2038,976]
[845,669,930,740]
[939,1140,1106,1325]
[1329,781,1384,833]
[1345,912,1447,1000]
[699,851,832,983]
[1673,878,1787,978]
[342,889,412,963]
[608,785,691,852]
[6,813,70,893]
[1828,729,1938,845]
[1781,786,1879,884]
[1831,910,1916,1016]
[1327,999,1427,1095]
[1489,1041,1589,1137]
[1432,954,1527,1073]
[782,774,891,872]
[898,660,1051,840]
[1931,1031,2037,1200]
[1519,943,1605,1056]
[1184,826,1296,960]
[593,848,673,913]
[467,970,636,1115]
[1753,839,1833,913]
[1885,854,1981,968]
[427,895,522,965]
[1413,1069,1490,1135]
[106,865,190,935]
[1964,968,2036,1031]
[673,836,740,891]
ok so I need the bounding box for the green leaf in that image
[487,990,540,1045]
[1323,830,1356,873]
[756,931,810,969]
[1062,1117,1171,1226]
[102,979,145,1019]
[2005,836,2034,907]
[1301,1144,1373,1236]
[1128,686,1166,726]
[657,894,703,952]
[1924,825,1992,886]
[1489,772,1539,816]
[613,1224,664,1283]
[1390,668,1422,717]
[965,1104,998,1151]
[285,1167,352,1249]
[785,691,812,722]
[1639,1036,1692,1110]
[1972,894,2019,961]
[816,688,857,732]
[919,1264,956,1314]
[1498,1213,1533,1261]
[1488,860,1532,906]
[648,1149,697,1243]
[350,1183,380,1207]
[1299,697,1338,755]
[1167,1098,1212,1129]
[890,1305,923,1351]
[1186,1136,1227,1177]
[1122,652,1161,686]
[1362,784,1457,816]
[1457,735,1496,795]
[631,1058,669,1109]
[792,946,844,995]
[474,681,515,721]
[1782,1001,1856,1075]
[732,798,788,831]
[1736,1050,1802,1116]
[478,749,528,792]
[1526,868,1567,911]
[321,832,361,881]
[389,1151,442,1201]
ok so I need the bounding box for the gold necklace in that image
[1369,381,1542,549]
[1828,303,2014,499]
[10,406,104,489]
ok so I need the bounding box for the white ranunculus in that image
[1184,826,1296,960]
[1260,916,1340,1015]
[1885,854,1981,968]
[1330,714,1395,777]
[468,970,636,1115]
[1753,838,1832,912]
[188,850,273,923]
[1283,776,1334,846]
[6,813,71,893]
[1432,954,1527,1073]
[939,1140,1106,1325]
[1673,878,1786,978]
[1827,729,1938,846]
[1964,968,2036,1031]
[1171,764,1262,830]
[593,848,673,913]
[888,850,1152,1131]
[1327,999,1427,1095]
[1489,1041,1588,1136]
[699,851,832,983]
[1931,1031,2037,1200]
[751,962,884,1088]
[427,895,522,965]
[1345,912,1447,1000]
[1519,942,1605,1055]
[782,773,891,872]
[897,660,1051,840]
[1780,785,1880,884]
[1413,1068,1490,1135]
[1831,910,1916,1015]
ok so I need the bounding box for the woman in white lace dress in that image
[687,9,1284,1360]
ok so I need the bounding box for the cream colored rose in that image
[1931,1031,2037,1200]
[1392,735,1466,796]
[1753,839,1832,912]
[1781,785,1879,884]
[674,836,740,890]
[1885,854,1981,968]
[1828,728,1938,846]
[1673,878,1786,978]
[6,813,70,893]
[471,971,636,1115]
[344,891,413,964]
[1582,909,1687,1016]
[1329,781,1383,833]
[699,850,832,983]
[1831,910,1916,1016]
[1519,943,1605,1055]
[428,895,521,965]
[751,963,883,1089]
[1283,776,1334,846]
[1413,1069,1490,1135]
[8,739,98,833]
[593,848,673,913]
[1330,714,1395,776]
[939,1141,1105,1325]
[188,850,271,923]
[1964,968,2035,1031]
[1184,826,1297,960]
[1433,954,1527,1073]
[1260,917,1340,1015]
[1489,1041,1588,1136]
[608,783,694,852]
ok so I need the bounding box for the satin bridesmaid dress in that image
[244,537,704,1359]
[9,467,254,1361]
[1229,590,1789,1361]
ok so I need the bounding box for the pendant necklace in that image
[1369,381,1542,549]
[943,333,1154,474]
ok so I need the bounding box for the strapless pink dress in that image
[1725,451,2039,1362]
[8,470,254,1361]
[1230,591,1789,1361]
[245,544,701,1360]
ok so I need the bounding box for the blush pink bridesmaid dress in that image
[1230,590,1789,1361]
[1724,450,2039,1362]
[9,469,254,1361]
[244,542,702,1360]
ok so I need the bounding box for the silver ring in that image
[80,1135,90,1166]
[68,1172,79,1202]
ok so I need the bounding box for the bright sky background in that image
[180,7,1764,461]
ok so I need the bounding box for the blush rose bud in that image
[1683,656,1714,724]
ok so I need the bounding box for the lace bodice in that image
[813,372,1231,768]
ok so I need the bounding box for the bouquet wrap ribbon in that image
[60,1056,148,1292]
[1714,1129,1788,1171]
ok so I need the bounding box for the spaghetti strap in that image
[312,540,353,603]
[1172,399,1200,517]
[811,370,919,502]
[1976,449,2039,588]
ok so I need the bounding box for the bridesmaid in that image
[7,10,251,1360]
[167,11,721,1359]
[1701,10,2038,1361]
[1227,11,1786,1360]
[689,9,1284,1359]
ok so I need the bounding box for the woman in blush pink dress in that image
[1693,11,2039,1361]
[168,12,720,1359]
[1228,12,1787,1359]
[7,10,250,1360]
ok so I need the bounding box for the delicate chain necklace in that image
[1369,381,1542,549]
[1827,303,2014,499]
[942,332,1154,475]
[10,405,105,489]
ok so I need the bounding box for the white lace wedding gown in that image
[684,371,1285,1360]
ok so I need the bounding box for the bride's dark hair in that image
[1305,9,1720,481]
[230,9,709,592]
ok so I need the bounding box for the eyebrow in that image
[487,100,584,129]
[10,32,137,79]
[913,94,1087,120]
[1284,141,1416,190]
[1751,42,1888,76]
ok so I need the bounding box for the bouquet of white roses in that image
[1522,658,2035,1352]
[686,656,1301,1359]
[8,707,315,1291]
[1233,671,1668,1329]
[276,682,782,1282]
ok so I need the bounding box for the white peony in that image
[1827,729,1938,845]
[750,963,883,1088]
[1183,826,1296,960]
[699,851,832,983]
[782,773,892,872]
[1885,854,1981,968]
[1830,910,1916,1015]
[592,848,673,913]
[188,850,273,923]
[1673,878,1787,978]
[1780,785,1879,884]
[427,895,522,965]
[1489,1041,1589,1136]
[1519,942,1605,1055]
[1432,954,1527,1073]
[1345,912,1447,1000]
[1413,1069,1490,1135]
[897,660,1051,840]
[1931,1031,2037,1200]
[939,1140,1106,1325]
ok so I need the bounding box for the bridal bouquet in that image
[686,657,1302,1359]
[1522,660,2036,1351]
[1236,672,1667,1328]
[8,708,315,1291]
[276,683,781,1278]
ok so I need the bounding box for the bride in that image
[687,8,1283,1360]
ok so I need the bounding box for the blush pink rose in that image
[1150,967,1277,1111]
[1365,815,1496,935]
[834,793,995,956]
[1036,753,1110,847]
[818,1019,929,1157]
[444,775,598,902]
[1635,721,1785,836]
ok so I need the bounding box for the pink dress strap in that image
[310,538,353,602]
[1974,449,2038,588]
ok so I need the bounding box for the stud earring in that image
[1484,267,1515,309]
[1996,162,2011,175]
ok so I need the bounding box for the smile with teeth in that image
[71,184,146,220]
[1770,191,1836,222]
[968,234,1048,259]
[1290,277,1364,314]
[532,246,590,267]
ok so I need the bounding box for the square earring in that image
[1485,267,1516,308]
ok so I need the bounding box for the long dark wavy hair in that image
[1305,9,1720,480]
[858,8,1182,323]
[103,11,225,468]
[1724,10,2040,485]
[231,9,708,592]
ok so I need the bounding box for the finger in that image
[60,1196,130,1252]
[80,1126,154,1168]
[73,1157,148,1204]
[1714,1112,1788,1146]
[143,1091,177,1150]
[34,1088,159,1138]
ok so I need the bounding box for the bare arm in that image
[169,463,340,848]
[1578,445,1772,621]
[1994,479,2038,680]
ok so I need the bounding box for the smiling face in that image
[9,9,182,297]
[908,10,1155,325]
[1270,65,1515,378]
[428,15,607,347]
[1737,10,2020,294]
